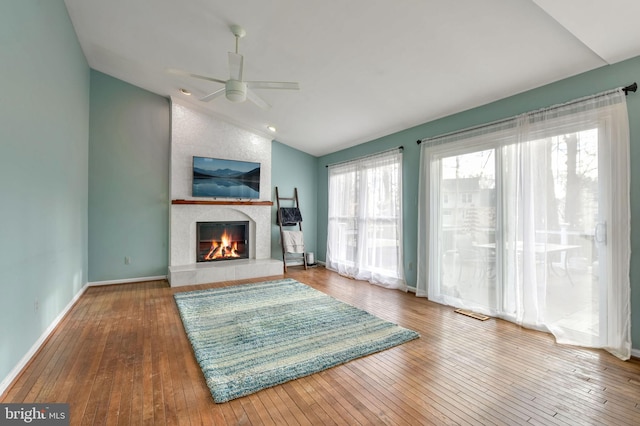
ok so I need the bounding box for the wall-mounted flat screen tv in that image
[192,156,261,199]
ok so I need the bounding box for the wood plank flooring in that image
[2,266,640,425]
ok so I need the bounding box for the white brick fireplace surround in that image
[168,99,282,286]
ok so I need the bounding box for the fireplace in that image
[196,221,249,262]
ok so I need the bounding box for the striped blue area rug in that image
[174,278,419,403]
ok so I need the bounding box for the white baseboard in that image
[0,282,89,397]
[631,348,640,359]
[88,275,167,287]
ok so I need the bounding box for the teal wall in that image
[317,55,640,350]
[88,70,170,282]
[0,0,89,383]
[271,141,318,262]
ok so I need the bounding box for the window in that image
[326,148,405,290]
[417,89,631,359]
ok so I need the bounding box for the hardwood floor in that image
[3,266,640,425]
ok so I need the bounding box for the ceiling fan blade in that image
[247,81,300,90]
[228,52,243,81]
[166,68,226,84]
[199,87,226,102]
[246,88,271,109]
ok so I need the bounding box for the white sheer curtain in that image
[417,89,631,359]
[326,148,406,290]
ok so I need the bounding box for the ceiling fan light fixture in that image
[170,25,298,109]
[225,80,247,102]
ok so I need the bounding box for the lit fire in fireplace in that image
[204,230,241,260]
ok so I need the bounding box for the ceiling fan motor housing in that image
[225,80,247,102]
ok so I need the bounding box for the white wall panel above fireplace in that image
[170,99,271,201]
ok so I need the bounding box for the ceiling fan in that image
[169,25,299,109]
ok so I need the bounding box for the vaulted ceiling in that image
[64,0,640,156]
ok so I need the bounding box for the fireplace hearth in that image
[196,221,249,262]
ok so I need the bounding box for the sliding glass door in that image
[502,129,604,344]
[436,148,497,310]
[432,129,606,341]
[419,89,631,358]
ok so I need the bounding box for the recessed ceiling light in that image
[179,88,191,95]
[267,125,277,132]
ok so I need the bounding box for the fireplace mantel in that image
[172,199,273,206]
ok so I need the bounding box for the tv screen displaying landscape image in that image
[192,156,261,199]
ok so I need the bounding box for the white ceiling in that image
[63,0,640,157]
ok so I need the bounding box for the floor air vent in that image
[455,309,490,321]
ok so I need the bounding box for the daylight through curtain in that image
[326,149,406,290]
[417,89,631,359]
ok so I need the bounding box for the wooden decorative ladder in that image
[275,187,307,273]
